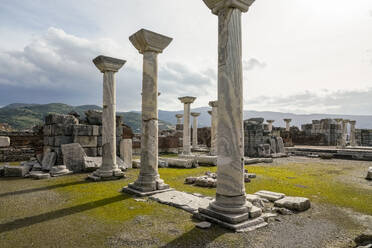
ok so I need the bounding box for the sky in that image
[0,0,371,115]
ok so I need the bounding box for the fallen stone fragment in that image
[366,167,372,180]
[132,159,141,168]
[273,207,293,215]
[249,206,262,218]
[30,171,51,180]
[31,162,42,171]
[261,213,278,222]
[196,221,212,229]
[254,190,285,202]
[41,151,56,171]
[246,194,265,208]
[50,165,73,177]
[0,165,5,176]
[185,177,197,184]
[161,158,195,168]
[61,143,86,173]
[4,165,31,177]
[274,196,311,212]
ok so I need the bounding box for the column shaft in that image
[183,104,191,154]
[216,8,245,200]
[211,107,218,155]
[102,71,117,170]
[192,116,198,148]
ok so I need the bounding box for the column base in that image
[87,168,124,181]
[122,185,173,197]
[122,177,172,196]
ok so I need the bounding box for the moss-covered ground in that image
[0,157,371,247]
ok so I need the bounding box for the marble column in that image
[199,0,259,231]
[283,119,292,132]
[191,112,201,149]
[178,96,196,155]
[342,119,350,148]
[334,118,343,147]
[90,55,126,180]
[124,29,172,195]
[175,114,183,131]
[267,120,275,132]
[208,101,218,156]
[349,120,356,146]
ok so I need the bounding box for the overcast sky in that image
[0,0,371,114]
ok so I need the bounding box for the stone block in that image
[73,136,97,148]
[4,165,30,177]
[0,137,11,148]
[51,124,74,136]
[50,165,72,177]
[30,171,51,180]
[254,190,285,202]
[83,156,102,172]
[97,136,102,147]
[274,197,310,212]
[83,147,98,157]
[97,147,102,156]
[85,110,102,125]
[43,125,52,136]
[120,139,132,169]
[45,113,78,125]
[366,167,372,180]
[73,125,99,136]
[249,206,262,218]
[61,143,87,172]
[162,158,195,168]
[41,151,56,171]
[54,136,73,146]
[0,165,4,176]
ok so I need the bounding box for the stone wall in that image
[355,129,372,146]
[0,131,43,162]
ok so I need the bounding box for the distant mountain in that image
[158,108,372,130]
[0,103,172,132]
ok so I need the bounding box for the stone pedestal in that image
[267,120,274,132]
[120,139,133,168]
[198,0,256,231]
[283,119,292,132]
[89,56,126,181]
[175,114,183,131]
[123,29,173,196]
[179,96,196,155]
[349,120,356,146]
[191,112,201,149]
[208,101,218,156]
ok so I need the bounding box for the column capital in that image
[334,118,343,123]
[93,55,126,73]
[178,96,196,104]
[267,120,275,123]
[349,120,356,125]
[283,118,292,123]
[129,29,173,54]
[175,114,183,118]
[203,0,255,15]
[343,119,350,124]
[208,100,218,108]
[191,112,201,117]
[208,110,212,116]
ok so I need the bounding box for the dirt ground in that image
[0,156,371,248]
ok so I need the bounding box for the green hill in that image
[0,103,173,132]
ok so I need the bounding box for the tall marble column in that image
[342,119,350,148]
[191,112,201,149]
[199,0,261,231]
[267,120,275,132]
[90,55,126,180]
[178,96,196,155]
[175,114,183,131]
[123,29,172,195]
[208,101,218,156]
[283,119,292,132]
[334,118,343,147]
[349,120,356,147]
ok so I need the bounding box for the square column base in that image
[196,207,267,232]
[122,186,173,197]
[87,169,124,182]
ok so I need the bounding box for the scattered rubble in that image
[366,167,372,180]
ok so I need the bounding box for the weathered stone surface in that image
[185,176,197,184]
[73,136,97,148]
[120,139,132,169]
[150,190,212,214]
[129,28,173,54]
[208,101,218,156]
[195,176,217,187]
[4,165,30,177]
[85,110,103,125]
[73,125,99,136]
[274,196,310,211]
[366,167,372,180]
[161,158,195,168]
[41,151,56,171]
[0,165,4,176]
[53,136,73,146]
[50,165,73,177]
[249,206,262,218]
[196,221,212,229]
[83,156,102,172]
[0,136,10,147]
[61,143,87,172]
[179,154,217,166]
[45,113,79,125]
[254,190,285,202]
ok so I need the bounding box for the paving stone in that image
[150,190,212,214]
[274,196,311,211]
[254,190,285,202]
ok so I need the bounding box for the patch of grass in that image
[245,163,372,215]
